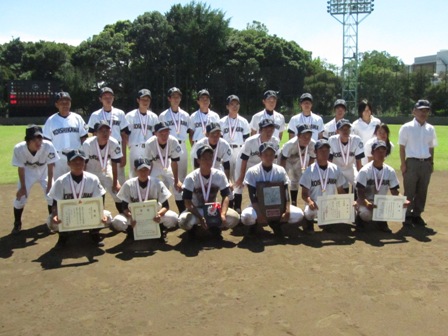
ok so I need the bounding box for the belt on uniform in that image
[407,157,431,162]
[230,144,242,148]
[134,144,145,148]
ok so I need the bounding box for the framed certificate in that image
[317,194,355,226]
[57,197,105,232]
[256,182,286,222]
[129,200,161,240]
[372,195,407,222]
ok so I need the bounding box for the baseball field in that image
[1,125,447,335]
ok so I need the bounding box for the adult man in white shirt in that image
[249,90,285,140]
[288,93,324,141]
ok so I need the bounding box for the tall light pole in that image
[327,0,374,113]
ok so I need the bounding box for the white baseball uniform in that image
[249,110,285,139]
[188,110,221,143]
[323,118,339,140]
[288,112,324,141]
[351,116,381,165]
[191,137,232,171]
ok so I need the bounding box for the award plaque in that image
[129,200,161,240]
[256,182,286,222]
[57,197,105,232]
[202,202,222,227]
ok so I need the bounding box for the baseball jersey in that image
[398,118,438,159]
[364,136,394,158]
[281,137,316,164]
[158,108,190,142]
[351,116,381,146]
[182,168,229,207]
[48,171,106,200]
[43,112,88,152]
[356,162,399,201]
[188,110,221,142]
[12,140,60,174]
[144,135,182,170]
[323,118,339,139]
[125,109,159,146]
[219,115,251,145]
[244,163,290,188]
[328,134,364,169]
[192,138,232,168]
[117,177,172,204]
[239,134,280,166]
[288,112,324,141]
[249,110,285,138]
[82,136,122,174]
[88,107,129,142]
[299,162,346,201]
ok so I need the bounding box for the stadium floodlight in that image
[327,0,374,113]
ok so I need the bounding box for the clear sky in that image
[1,0,447,67]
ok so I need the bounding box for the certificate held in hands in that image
[317,194,355,226]
[129,200,161,240]
[256,182,286,222]
[57,197,105,232]
[372,195,407,222]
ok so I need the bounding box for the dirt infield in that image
[1,172,447,335]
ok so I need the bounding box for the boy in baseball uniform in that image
[249,90,285,140]
[288,93,324,141]
[188,89,220,145]
[323,99,347,139]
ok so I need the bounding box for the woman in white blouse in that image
[364,123,394,162]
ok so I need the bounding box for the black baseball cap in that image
[138,89,152,98]
[168,87,182,96]
[300,93,313,103]
[197,145,214,159]
[197,89,210,98]
[315,139,331,150]
[25,125,43,139]
[415,99,431,110]
[206,122,221,134]
[134,158,151,170]
[259,142,277,154]
[66,149,87,161]
[297,124,313,135]
[99,87,114,96]
[258,119,275,129]
[336,118,352,130]
[94,120,111,132]
[226,95,240,104]
[154,121,170,133]
[371,140,388,151]
[263,90,278,99]
[55,92,71,101]
[334,99,347,109]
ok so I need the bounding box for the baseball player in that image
[355,140,409,233]
[323,99,347,139]
[87,87,130,184]
[11,125,60,234]
[158,87,190,210]
[288,93,324,141]
[299,140,347,233]
[125,89,159,178]
[188,89,220,145]
[179,145,240,241]
[241,142,304,239]
[43,91,88,179]
[233,119,280,213]
[47,149,112,249]
[328,119,364,189]
[111,158,178,241]
[279,124,316,206]
[144,122,182,209]
[82,120,123,213]
[249,90,285,140]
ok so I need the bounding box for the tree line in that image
[1,2,446,118]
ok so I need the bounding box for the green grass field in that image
[1,124,446,185]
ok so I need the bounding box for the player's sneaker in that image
[11,221,22,235]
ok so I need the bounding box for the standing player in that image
[279,124,316,206]
[11,125,60,234]
[159,87,190,206]
[188,89,220,145]
[125,89,159,177]
[323,99,347,139]
[43,92,88,179]
[299,140,346,233]
[249,90,285,140]
[288,93,324,141]
[87,87,130,184]
[82,121,123,213]
[399,99,437,229]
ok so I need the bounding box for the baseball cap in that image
[226,95,240,104]
[99,87,114,96]
[259,142,277,154]
[55,92,71,101]
[300,93,313,103]
[336,118,352,130]
[196,145,214,159]
[94,120,111,132]
[263,90,278,99]
[334,99,347,109]
[415,99,431,110]
[66,149,87,161]
[296,124,313,135]
[168,87,182,96]
[371,140,388,151]
[315,139,331,150]
[197,89,210,98]
[258,118,275,129]
[154,121,170,133]
[138,89,152,99]
[206,122,221,134]
[134,158,151,170]
[25,125,43,139]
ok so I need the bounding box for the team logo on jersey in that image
[48,153,55,160]
[176,146,182,153]
[359,142,364,149]
[114,147,121,154]
[227,148,232,156]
